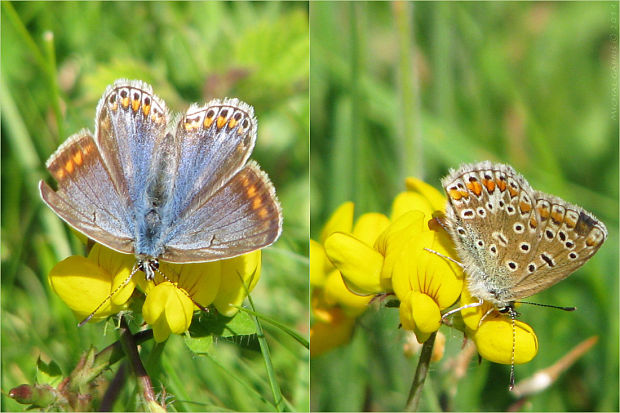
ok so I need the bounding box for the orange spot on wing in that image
[121,96,130,108]
[538,204,550,220]
[508,186,518,198]
[466,180,483,196]
[204,116,214,128]
[247,185,257,198]
[483,179,496,193]
[142,103,151,116]
[252,196,263,210]
[216,115,227,129]
[131,98,140,112]
[551,210,564,225]
[448,189,464,201]
[496,178,506,192]
[65,160,74,174]
[519,201,532,214]
[529,215,538,229]
[228,118,237,129]
[55,168,65,180]
[72,150,83,166]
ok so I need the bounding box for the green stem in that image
[349,2,361,207]
[246,293,285,412]
[405,331,437,411]
[393,1,422,180]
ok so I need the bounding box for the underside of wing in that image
[509,193,607,299]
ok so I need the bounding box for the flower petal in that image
[310,309,356,357]
[352,213,390,246]
[213,251,261,317]
[323,270,373,317]
[158,261,222,308]
[404,177,447,212]
[399,291,441,342]
[88,245,137,306]
[310,239,330,287]
[409,291,441,334]
[143,282,194,342]
[473,313,538,364]
[320,202,354,243]
[391,192,435,221]
[459,286,495,331]
[324,232,384,295]
[48,246,136,322]
[376,211,426,290]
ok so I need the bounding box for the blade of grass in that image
[246,292,285,412]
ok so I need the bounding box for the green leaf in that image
[183,333,213,355]
[184,311,258,355]
[35,357,63,387]
[188,310,257,339]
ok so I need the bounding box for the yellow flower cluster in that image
[49,244,261,342]
[311,177,538,365]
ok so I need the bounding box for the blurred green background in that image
[310,2,618,412]
[2,2,308,411]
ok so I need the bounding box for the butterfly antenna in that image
[424,248,465,269]
[517,301,576,312]
[509,307,517,391]
[441,298,484,321]
[77,265,141,327]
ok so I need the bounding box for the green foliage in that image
[310,2,618,411]
[2,1,308,411]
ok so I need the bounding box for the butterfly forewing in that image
[167,99,258,220]
[94,80,169,210]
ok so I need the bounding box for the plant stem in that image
[118,317,165,412]
[405,331,437,411]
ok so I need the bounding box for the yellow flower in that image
[213,251,262,317]
[49,244,261,343]
[140,260,222,342]
[310,307,356,358]
[310,202,388,355]
[49,244,138,322]
[324,179,463,343]
[391,177,446,221]
[389,211,463,342]
[459,287,538,364]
